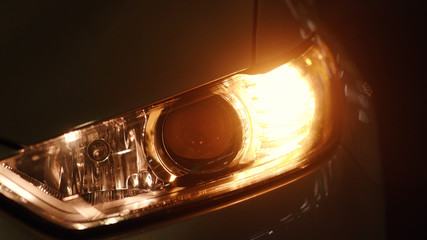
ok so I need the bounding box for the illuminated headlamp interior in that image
[231,65,315,163]
[0,42,336,230]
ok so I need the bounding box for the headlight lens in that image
[0,40,338,230]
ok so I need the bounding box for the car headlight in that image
[0,38,339,230]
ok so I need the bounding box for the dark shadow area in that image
[314,0,426,238]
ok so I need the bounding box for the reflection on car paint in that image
[344,84,371,110]
[358,109,370,124]
[247,158,333,240]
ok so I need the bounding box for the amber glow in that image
[0,42,334,230]
[64,131,81,143]
[231,64,315,163]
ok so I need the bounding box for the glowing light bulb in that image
[232,64,315,162]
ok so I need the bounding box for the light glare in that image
[64,131,81,143]
[232,64,315,163]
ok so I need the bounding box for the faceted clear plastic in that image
[0,40,338,230]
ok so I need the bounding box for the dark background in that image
[0,0,424,238]
[315,0,425,238]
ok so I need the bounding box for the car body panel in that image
[0,1,256,145]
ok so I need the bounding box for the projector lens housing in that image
[160,94,243,174]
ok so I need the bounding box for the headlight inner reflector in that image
[232,64,315,163]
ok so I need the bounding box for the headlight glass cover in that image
[0,39,338,230]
